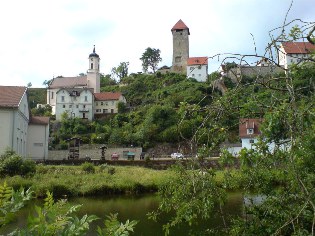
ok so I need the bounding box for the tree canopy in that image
[140,47,162,73]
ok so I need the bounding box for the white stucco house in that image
[47,46,101,115]
[186,57,208,82]
[27,116,50,160]
[278,42,315,69]
[94,92,127,118]
[0,86,49,159]
[55,88,94,121]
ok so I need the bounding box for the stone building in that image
[171,19,190,74]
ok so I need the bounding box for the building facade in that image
[27,116,50,160]
[187,57,208,82]
[278,42,315,69]
[171,19,190,74]
[94,92,127,117]
[0,86,50,159]
[55,88,94,121]
[47,46,100,114]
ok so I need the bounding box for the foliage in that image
[0,182,32,227]
[111,62,129,81]
[140,47,162,73]
[10,191,99,235]
[31,104,52,116]
[97,213,138,236]
[81,162,95,174]
[0,151,36,177]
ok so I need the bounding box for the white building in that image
[27,116,50,160]
[94,92,127,117]
[0,86,49,159]
[278,42,315,69]
[47,46,100,114]
[187,57,208,82]
[55,88,94,121]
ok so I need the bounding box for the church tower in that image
[87,45,100,93]
[171,19,190,74]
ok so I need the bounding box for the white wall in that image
[56,89,94,121]
[27,124,49,160]
[0,110,13,155]
[94,95,127,114]
[187,65,208,82]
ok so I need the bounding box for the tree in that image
[111,62,129,81]
[27,82,32,88]
[150,15,315,235]
[42,79,52,87]
[140,47,162,73]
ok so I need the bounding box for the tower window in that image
[175,56,181,63]
[85,96,88,102]
[91,63,93,69]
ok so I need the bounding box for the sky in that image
[0,0,314,88]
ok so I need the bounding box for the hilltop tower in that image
[87,45,100,93]
[171,19,190,74]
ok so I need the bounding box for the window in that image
[96,102,98,106]
[101,102,103,105]
[63,105,65,108]
[83,105,86,108]
[76,105,79,108]
[91,63,93,69]
[111,109,114,113]
[83,113,86,119]
[85,96,88,102]
[34,143,43,147]
[175,56,181,63]
[51,92,54,99]
[105,102,108,106]
[69,105,72,108]
[72,91,77,96]
[199,74,201,77]
[249,139,255,144]
[103,109,106,113]
[61,96,65,102]
[247,128,254,135]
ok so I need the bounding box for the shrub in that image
[107,166,116,175]
[0,151,36,177]
[82,162,95,174]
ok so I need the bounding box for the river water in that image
[0,192,244,235]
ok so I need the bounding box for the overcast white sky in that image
[0,0,314,87]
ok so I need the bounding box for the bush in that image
[0,151,36,177]
[82,162,95,173]
[107,166,116,175]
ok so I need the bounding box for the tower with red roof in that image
[171,19,190,74]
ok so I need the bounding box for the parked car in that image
[171,153,184,159]
[111,153,119,160]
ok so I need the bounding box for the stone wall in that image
[227,66,284,83]
[48,144,142,160]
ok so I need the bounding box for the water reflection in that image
[0,192,244,236]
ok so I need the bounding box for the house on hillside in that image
[94,92,127,118]
[187,57,208,82]
[55,88,94,121]
[278,42,315,69]
[0,86,50,159]
[223,118,290,156]
[47,46,101,115]
[239,118,263,149]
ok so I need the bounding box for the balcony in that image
[79,109,89,112]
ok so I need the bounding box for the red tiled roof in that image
[94,92,122,101]
[49,76,87,89]
[0,86,27,108]
[281,42,315,54]
[171,19,190,34]
[239,118,263,138]
[187,57,208,66]
[30,116,50,125]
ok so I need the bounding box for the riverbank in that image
[0,164,247,198]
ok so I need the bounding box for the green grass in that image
[0,165,176,198]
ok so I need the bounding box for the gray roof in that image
[49,76,87,89]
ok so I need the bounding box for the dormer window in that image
[247,128,254,135]
[72,91,77,96]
